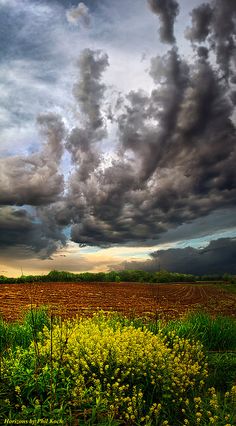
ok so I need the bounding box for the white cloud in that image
[66,2,91,27]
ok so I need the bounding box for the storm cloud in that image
[148,0,179,44]
[1,0,236,269]
[60,41,236,247]
[185,0,236,80]
[0,113,65,206]
[0,114,66,257]
[119,238,236,275]
[0,206,66,258]
[66,48,109,198]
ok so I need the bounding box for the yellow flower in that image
[5,311,210,425]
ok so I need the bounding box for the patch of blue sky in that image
[60,150,73,182]
[63,225,72,239]
[79,246,102,254]
[175,228,236,249]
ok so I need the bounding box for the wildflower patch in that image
[1,313,235,425]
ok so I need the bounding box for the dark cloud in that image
[63,48,111,241]
[1,0,236,261]
[230,91,236,105]
[50,39,236,248]
[231,76,236,85]
[65,49,109,183]
[185,3,213,43]
[72,48,109,130]
[71,46,234,247]
[185,0,236,80]
[196,45,209,59]
[148,0,179,44]
[0,113,65,206]
[153,208,236,246]
[0,207,66,258]
[119,238,236,275]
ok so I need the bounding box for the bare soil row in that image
[0,281,235,321]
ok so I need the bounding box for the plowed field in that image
[0,282,235,321]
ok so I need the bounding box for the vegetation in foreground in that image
[0,309,236,425]
[0,269,236,285]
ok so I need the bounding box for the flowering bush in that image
[1,313,235,425]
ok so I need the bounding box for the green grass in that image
[207,352,236,390]
[216,281,236,295]
[159,311,236,351]
[0,306,49,353]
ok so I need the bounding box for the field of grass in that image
[0,308,236,425]
[216,281,236,295]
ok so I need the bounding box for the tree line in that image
[0,269,235,284]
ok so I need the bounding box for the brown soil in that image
[0,281,235,321]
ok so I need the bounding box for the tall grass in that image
[0,306,49,353]
[160,311,236,351]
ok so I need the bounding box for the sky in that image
[0,0,236,277]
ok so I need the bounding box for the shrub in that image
[1,313,208,424]
[1,312,235,425]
